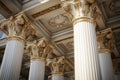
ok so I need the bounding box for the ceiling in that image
[0,0,120,80]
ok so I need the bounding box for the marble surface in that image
[29,60,45,80]
[0,40,24,80]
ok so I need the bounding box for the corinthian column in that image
[61,0,101,80]
[97,28,115,80]
[47,56,67,80]
[27,38,53,80]
[0,13,36,80]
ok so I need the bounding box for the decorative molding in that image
[97,28,116,54]
[49,14,70,28]
[47,56,73,75]
[97,0,120,21]
[66,41,73,50]
[26,38,53,61]
[47,56,66,75]
[32,4,61,18]
[55,37,73,54]
[61,0,101,23]
[7,36,26,44]
[0,12,37,41]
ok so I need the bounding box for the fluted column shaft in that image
[99,53,114,80]
[0,39,24,80]
[29,59,45,80]
[74,21,101,80]
[52,74,64,80]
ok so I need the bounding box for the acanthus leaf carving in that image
[97,28,115,53]
[47,56,68,75]
[26,38,53,61]
[61,0,101,23]
[0,13,37,41]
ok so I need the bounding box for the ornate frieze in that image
[32,4,61,18]
[97,28,115,53]
[26,38,53,61]
[61,0,101,24]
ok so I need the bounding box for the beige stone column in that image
[61,0,101,80]
[47,56,66,80]
[28,38,53,80]
[97,28,114,80]
[0,13,36,80]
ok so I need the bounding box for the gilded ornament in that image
[7,36,26,44]
[61,0,100,25]
[47,56,66,75]
[32,4,61,18]
[0,12,37,42]
[97,28,115,53]
[26,38,53,61]
[49,14,70,28]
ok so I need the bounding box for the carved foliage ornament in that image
[47,56,66,75]
[61,0,101,22]
[0,13,36,40]
[32,4,61,18]
[97,28,115,53]
[26,38,53,61]
[49,14,70,28]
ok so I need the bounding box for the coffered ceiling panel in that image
[54,36,73,55]
[24,0,73,35]
[39,12,72,33]
[97,0,120,27]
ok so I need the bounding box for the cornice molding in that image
[32,4,61,18]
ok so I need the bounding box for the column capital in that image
[0,12,36,43]
[61,0,101,24]
[26,38,53,62]
[47,56,66,75]
[97,28,115,53]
